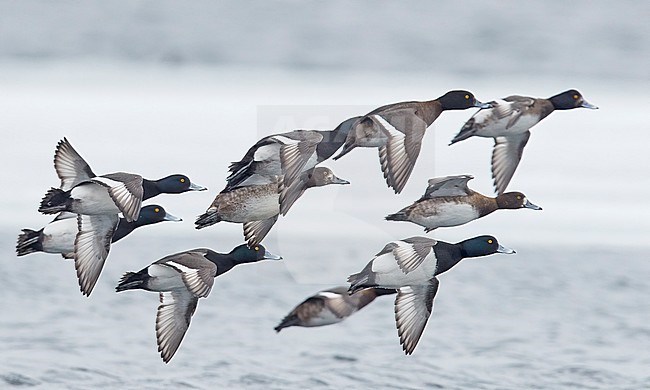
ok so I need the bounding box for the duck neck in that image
[315,117,355,161]
[111,218,136,243]
[204,250,237,276]
[434,241,464,275]
[484,196,501,214]
[142,179,161,200]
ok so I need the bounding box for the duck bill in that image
[163,212,183,222]
[497,244,516,254]
[580,100,598,109]
[264,249,283,260]
[524,199,542,210]
[332,176,351,185]
[473,99,493,109]
[189,182,208,191]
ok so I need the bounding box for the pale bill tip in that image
[264,249,283,260]
[189,182,208,191]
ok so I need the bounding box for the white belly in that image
[70,183,121,215]
[41,218,77,254]
[474,109,540,138]
[412,202,479,229]
[240,193,279,220]
[219,191,279,223]
[371,252,438,288]
[146,264,186,291]
[305,310,346,327]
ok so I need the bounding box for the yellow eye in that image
[254,246,259,251]
[464,94,470,100]
[573,94,579,100]
[487,239,493,244]
[154,208,160,213]
[517,196,521,200]
[180,178,186,183]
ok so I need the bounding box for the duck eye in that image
[464,94,470,100]
[180,178,186,183]
[573,94,579,100]
[254,246,259,251]
[154,208,160,213]
[516,195,521,200]
[487,239,493,244]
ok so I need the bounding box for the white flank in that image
[415,203,479,229]
[70,184,121,215]
[146,264,186,291]
[370,246,438,288]
[305,310,343,327]
[253,143,281,162]
[41,217,77,253]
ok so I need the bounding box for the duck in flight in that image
[449,89,598,194]
[333,90,491,193]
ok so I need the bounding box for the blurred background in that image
[1,1,649,389]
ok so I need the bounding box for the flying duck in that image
[449,89,598,194]
[195,167,349,247]
[274,286,395,332]
[348,235,515,355]
[385,175,541,231]
[16,205,181,259]
[116,244,282,363]
[333,90,491,193]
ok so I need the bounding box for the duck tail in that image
[385,211,408,222]
[449,118,476,145]
[38,187,70,214]
[274,314,300,333]
[194,209,221,229]
[347,271,372,295]
[16,229,43,256]
[115,270,147,292]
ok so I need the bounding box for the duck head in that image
[437,90,492,110]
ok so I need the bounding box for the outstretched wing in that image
[156,290,199,363]
[54,138,96,191]
[74,214,119,296]
[95,173,144,222]
[491,132,531,194]
[277,132,322,186]
[391,237,437,274]
[394,278,439,355]
[376,109,428,193]
[243,215,279,247]
[421,175,474,199]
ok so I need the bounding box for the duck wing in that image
[94,173,144,222]
[226,135,278,189]
[54,138,96,191]
[159,251,217,298]
[156,290,199,363]
[376,108,428,193]
[375,237,436,274]
[491,132,531,194]
[450,98,534,144]
[502,96,536,129]
[277,131,323,186]
[395,277,439,355]
[278,169,313,216]
[420,175,474,199]
[73,214,119,296]
[243,215,279,247]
